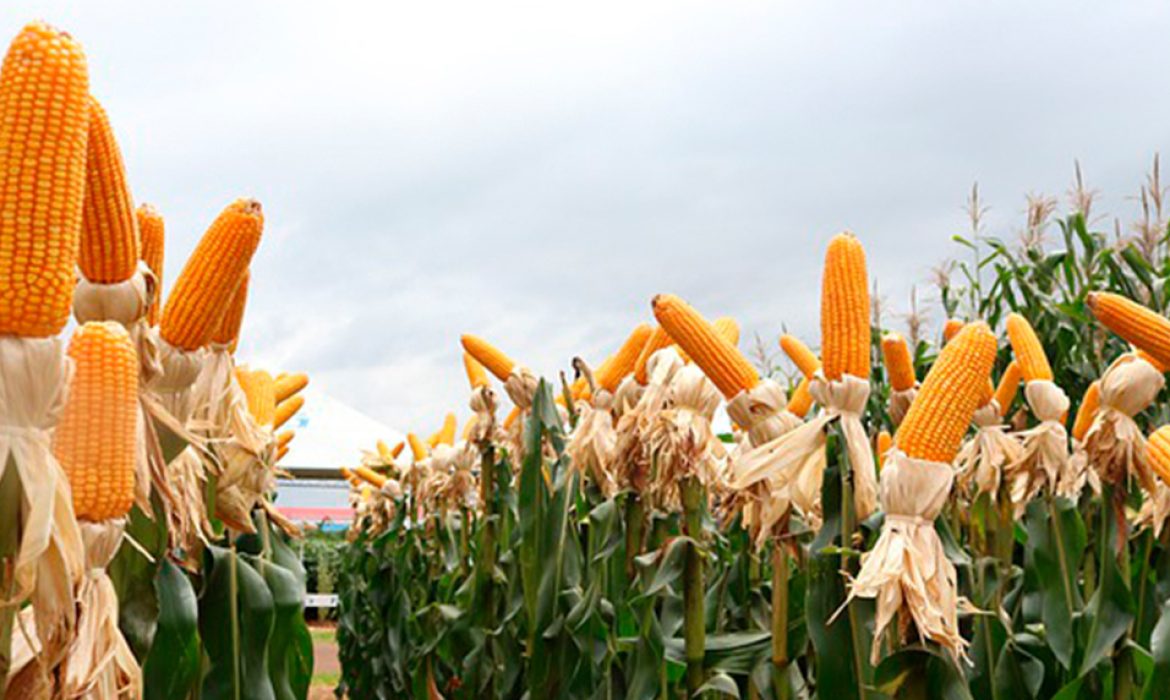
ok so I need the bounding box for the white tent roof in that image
[280,388,402,471]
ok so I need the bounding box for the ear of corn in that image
[594,323,653,393]
[463,351,490,389]
[787,376,814,418]
[236,368,275,426]
[1006,313,1053,382]
[137,204,165,325]
[160,199,264,350]
[274,372,309,403]
[460,334,516,381]
[211,271,249,350]
[1088,292,1170,369]
[779,334,821,379]
[652,293,759,398]
[437,412,457,446]
[79,96,139,284]
[273,394,304,430]
[1136,349,1167,373]
[821,233,871,381]
[678,317,740,363]
[354,466,387,489]
[1149,425,1170,487]
[391,441,404,458]
[408,433,428,461]
[881,332,916,391]
[1072,381,1101,442]
[634,325,674,384]
[896,322,998,462]
[943,318,965,344]
[876,430,893,470]
[52,322,138,521]
[504,406,521,430]
[993,361,1022,416]
[0,22,90,337]
[277,430,294,450]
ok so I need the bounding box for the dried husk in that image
[613,348,683,494]
[887,386,917,428]
[730,373,877,527]
[955,400,1022,501]
[567,394,618,497]
[1084,354,1162,493]
[0,336,85,665]
[1134,480,1170,537]
[646,365,724,513]
[429,442,479,514]
[726,379,804,448]
[72,263,156,328]
[611,375,645,420]
[844,449,965,664]
[1056,441,1099,500]
[1005,380,1070,517]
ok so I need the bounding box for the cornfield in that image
[336,200,1170,700]
[0,21,313,700]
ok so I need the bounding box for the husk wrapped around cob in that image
[846,321,997,664]
[1003,313,1071,515]
[881,332,918,427]
[461,334,538,459]
[955,365,1023,501]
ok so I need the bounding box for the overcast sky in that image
[6,2,1170,436]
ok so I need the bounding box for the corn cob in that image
[1005,313,1053,382]
[1137,349,1167,373]
[677,317,739,363]
[236,368,275,426]
[876,430,893,471]
[0,23,90,337]
[594,323,653,393]
[1087,292,1170,370]
[408,432,428,461]
[211,272,249,350]
[277,430,294,450]
[276,445,289,463]
[993,361,1022,416]
[273,394,304,430]
[460,334,517,381]
[779,334,821,379]
[881,332,916,391]
[821,233,871,381]
[652,293,759,398]
[1149,425,1170,487]
[52,322,138,521]
[160,199,264,350]
[942,319,965,344]
[438,413,457,446]
[79,96,139,284]
[464,352,490,389]
[391,441,404,458]
[340,467,360,487]
[274,372,308,403]
[426,431,441,448]
[787,376,814,418]
[1071,381,1101,442]
[634,325,674,384]
[354,466,388,489]
[504,406,521,430]
[137,204,165,325]
[896,322,998,462]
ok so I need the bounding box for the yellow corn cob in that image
[391,441,404,458]
[438,413,457,446]
[79,97,139,284]
[408,432,428,461]
[211,271,249,350]
[354,466,388,489]
[821,233,871,381]
[52,322,138,521]
[993,361,1022,417]
[0,23,90,337]
[460,334,516,381]
[896,322,998,463]
[594,323,653,393]
[881,332,916,391]
[464,351,490,390]
[634,325,674,384]
[340,467,360,487]
[942,319,965,344]
[235,368,275,426]
[787,376,814,418]
[504,406,521,430]
[1072,381,1101,442]
[276,445,289,463]
[1088,292,1170,370]
[273,394,304,430]
[274,372,309,403]
[677,317,739,363]
[979,378,995,408]
[137,204,165,325]
[1006,313,1053,382]
[652,293,759,398]
[876,430,893,471]
[426,430,441,448]
[779,334,821,379]
[160,199,264,350]
[277,430,294,450]
[1137,349,1167,373]
[1149,425,1170,487]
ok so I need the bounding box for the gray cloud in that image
[7,0,1170,434]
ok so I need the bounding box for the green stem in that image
[840,452,869,700]
[1047,497,1077,618]
[0,461,21,700]
[625,493,646,581]
[230,544,241,700]
[681,477,706,697]
[772,539,791,700]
